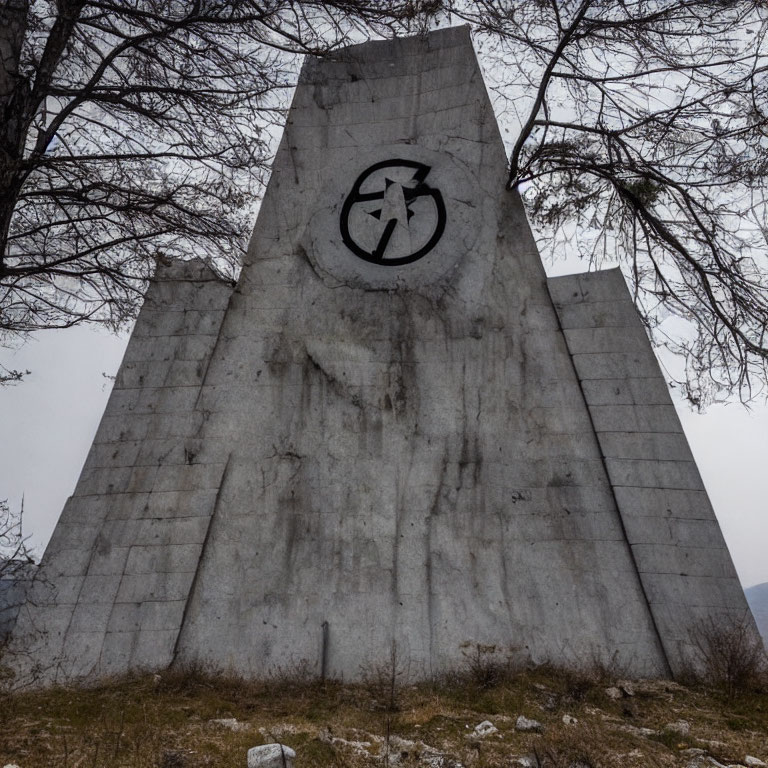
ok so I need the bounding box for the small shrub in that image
[536,659,617,705]
[360,642,409,712]
[458,642,520,689]
[688,612,767,698]
[266,658,319,693]
[559,667,600,703]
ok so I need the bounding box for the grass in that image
[0,664,766,767]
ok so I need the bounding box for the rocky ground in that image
[0,665,766,768]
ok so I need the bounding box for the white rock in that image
[665,719,691,736]
[211,717,250,732]
[617,724,656,737]
[382,735,443,764]
[4,764,22,768]
[328,736,372,756]
[473,720,498,737]
[604,686,623,699]
[259,724,301,739]
[562,714,578,726]
[745,759,766,768]
[247,743,296,768]
[423,757,465,768]
[514,758,535,768]
[700,740,729,751]
[387,735,418,752]
[515,715,543,733]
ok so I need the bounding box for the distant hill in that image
[745,581,768,643]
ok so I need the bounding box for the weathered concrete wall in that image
[8,260,233,682]
[12,26,753,686]
[171,27,669,679]
[549,269,759,675]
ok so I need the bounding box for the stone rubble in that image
[422,756,465,768]
[316,726,381,757]
[699,740,729,751]
[665,719,692,736]
[541,694,558,711]
[258,724,303,739]
[515,715,543,733]
[210,717,250,732]
[377,734,447,765]
[473,720,498,737]
[686,757,729,768]
[329,735,374,756]
[617,724,658,737]
[618,682,636,697]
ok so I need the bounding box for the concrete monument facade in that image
[9,26,757,684]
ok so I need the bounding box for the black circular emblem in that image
[339,159,446,266]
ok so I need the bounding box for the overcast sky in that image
[1,305,766,590]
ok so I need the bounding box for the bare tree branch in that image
[451,0,768,405]
[1,0,767,405]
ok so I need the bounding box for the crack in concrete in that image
[171,455,232,668]
[305,347,363,410]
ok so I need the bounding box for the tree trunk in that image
[0,0,30,272]
[0,0,86,273]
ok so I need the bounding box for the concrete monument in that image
[8,26,758,684]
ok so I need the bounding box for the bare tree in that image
[0,0,416,339]
[0,499,34,572]
[0,498,36,646]
[2,1,767,404]
[447,0,768,405]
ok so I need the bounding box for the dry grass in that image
[0,664,766,768]
[687,613,768,699]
